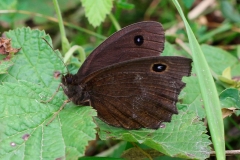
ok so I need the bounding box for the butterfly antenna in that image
[40,38,74,126]
[41,37,70,74]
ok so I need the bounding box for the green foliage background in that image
[0,0,240,160]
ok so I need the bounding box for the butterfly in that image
[59,21,192,129]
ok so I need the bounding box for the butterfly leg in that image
[40,83,64,103]
[45,98,71,126]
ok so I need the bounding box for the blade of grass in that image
[198,23,232,43]
[172,0,225,159]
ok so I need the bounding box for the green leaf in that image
[0,28,97,159]
[0,81,97,159]
[201,44,238,75]
[231,63,240,78]
[97,111,211,159]
[220,0,240,23]
[220,88,240,109]
[178,76,206,119]
[81,0,113,27]
[0,28,64,89]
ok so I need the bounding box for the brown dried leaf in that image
[121,147,164,160]
[0,37,21,55]
[222,107,237,119]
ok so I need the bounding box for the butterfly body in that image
[62,22,192,129]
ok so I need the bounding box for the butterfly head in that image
[62,74,76,85]
[61,73,89,105]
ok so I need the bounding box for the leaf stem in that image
[109,13,121,31]
[0,10,106,40]
[52,0,70,53]
[63,45,86,64]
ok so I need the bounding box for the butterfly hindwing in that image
[82,56,192,129]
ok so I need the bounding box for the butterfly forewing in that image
[76,21,165,82]
[81,56,192,129]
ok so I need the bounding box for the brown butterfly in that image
[60,21,192,129]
